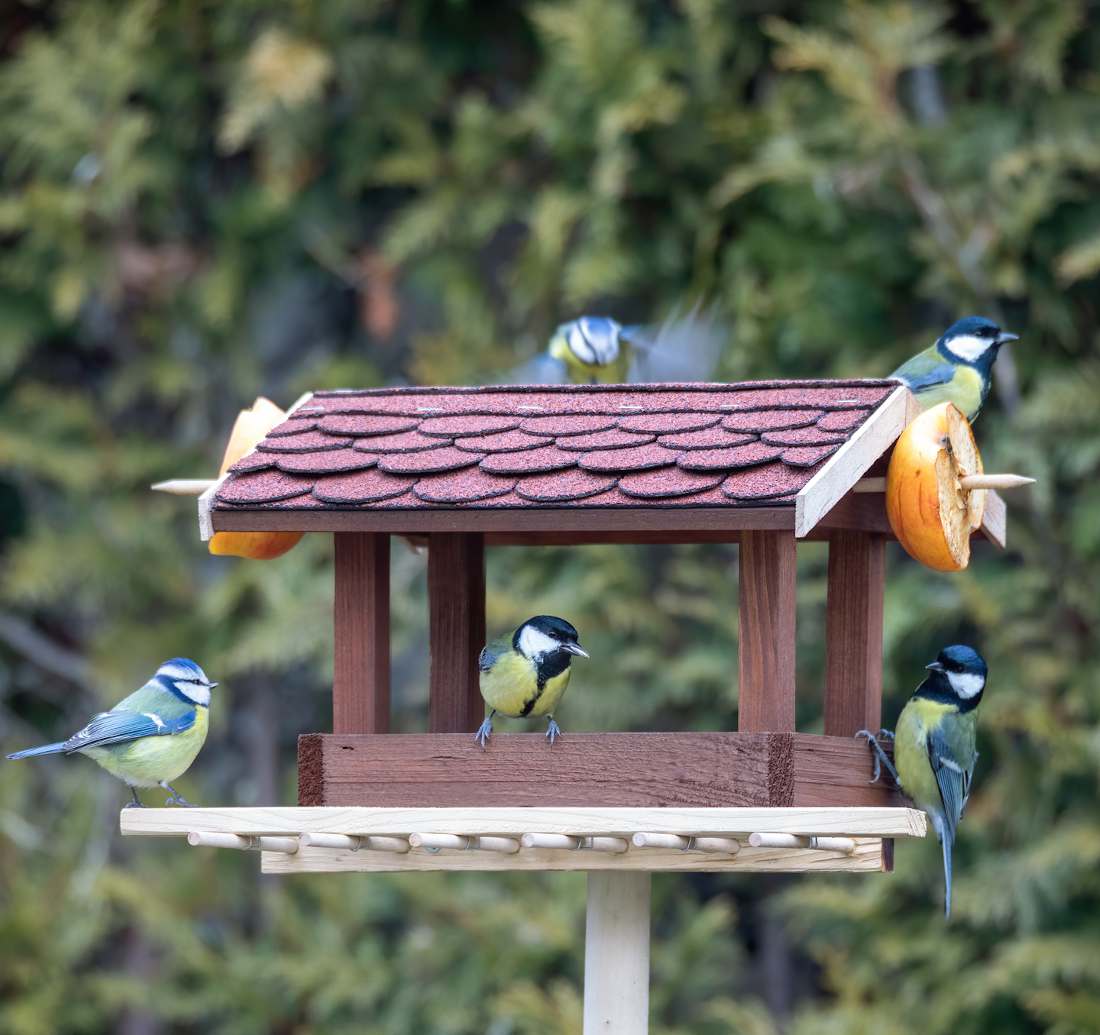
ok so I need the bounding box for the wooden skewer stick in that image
[521,833,582,851]
[187,831,299,854]
[959,473,1035,491]
[747,832,856,854]
[409,833,470,851]
[151,479,218,496]
[300,832,411,853]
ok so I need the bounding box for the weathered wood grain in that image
[333,532,390,734]
[737,531,798,732]
[791,733,904,807]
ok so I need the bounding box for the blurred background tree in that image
[1,1,1099,1032]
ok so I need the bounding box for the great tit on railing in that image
[475,616,589,748]
[7,658,217,808]
[891,316,1018,421]
[859,644,987,917]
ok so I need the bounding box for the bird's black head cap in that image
[920,644,988,711]
[938,316,1018,373]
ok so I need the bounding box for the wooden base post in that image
[584,872,651,1034]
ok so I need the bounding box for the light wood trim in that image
[120,805,927,838]
[584,872,650,1034]
[795,385,912,537]
[979,490,1006,549]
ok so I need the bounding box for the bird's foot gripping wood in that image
[856,729,901,787]
[545,717,563,746]
[161,782,195,807]
[474,715,494,750]
[123,788,145,810]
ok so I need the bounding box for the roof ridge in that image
[313,379,899,398]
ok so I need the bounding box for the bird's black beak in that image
[925,661,945,673]
[206,681,219,689]
[563,642,589,658]
[996,331,1019,344]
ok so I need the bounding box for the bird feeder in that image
[127,379,1019,1033]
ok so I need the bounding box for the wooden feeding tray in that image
[120,805,927,873]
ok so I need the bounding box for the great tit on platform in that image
[7,658,217,808]
[891,316,1018,421]
[859,645,987,917]
[475,616,589,748]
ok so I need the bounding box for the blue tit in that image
[7,658,217,808]
[859,645,987,917]
[475,616,589,748]
[547,316,634,384]
[891,316,1018,422]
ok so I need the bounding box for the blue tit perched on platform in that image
[891,316,1018,422]
[7,658,217,808]
[475,616,589,748]
[859,645,987,917]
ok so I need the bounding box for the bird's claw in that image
[122,800,145,809]
[855,729,900,787]
[165,795,195,808]
[474,717,493,750]
[545,718,563,746]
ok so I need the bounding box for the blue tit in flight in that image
[7,658,217,808]
[859,644,987,917]
[891,316,1018,422]
[547,315,635,384]
[475,616,589,748]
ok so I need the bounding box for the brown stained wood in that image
[210,505,796,535]
[823,532,885,737]
[294,731,899,808]
[737,531,797,732]
[333,533,390,734]
[791,733,904,807]
[428,533,485,733]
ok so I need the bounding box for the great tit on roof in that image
[475,616,589,748]
[891,316,1018,422]
[7,658,217,808]
[528,305,725,385]
[859,644,987,917]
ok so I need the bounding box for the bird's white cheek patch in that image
[518,626,559,659]
[948,671,985,699]
[176,682,211,706]
[945,335,995,362]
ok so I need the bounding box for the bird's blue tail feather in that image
[942,830,954,918]
[7,741,68,760]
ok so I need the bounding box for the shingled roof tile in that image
[312,470,413,504]
[658,427,757,450]
[318,414,420,437]
[518,414,618,436]
[617,412,721,434]
[377,446,482,475]
[419,415,522,437]
[480,445,578,475]
[516,470,617,502]
[578,443,679,473]
[677,442,784,471]
[454,429,552,453]
[618,468,724,499]
[556,429,654,452]
[413,468,518,503]
[212,381,898,514]
[722,409,823,432]
[275,449,379,475]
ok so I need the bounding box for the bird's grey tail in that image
[7,742,68,760]
[941,830,954,918]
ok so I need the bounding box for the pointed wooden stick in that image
[151,479,217,496]
[959,474,1035,491]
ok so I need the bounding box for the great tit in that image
[475,616,589,748]
[859,644,987,917]
[7,658,217,808]
[891,316,1018,421]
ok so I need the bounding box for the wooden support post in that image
[333,533,391,734]
[823,532,884,737]
[427,533,485,733]
[584,872,651,1034]
[737,531,797,732]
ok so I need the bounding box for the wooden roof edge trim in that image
[196,392,316,542]
[793,385,914,538]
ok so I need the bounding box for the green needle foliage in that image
[1,1,1099,1032]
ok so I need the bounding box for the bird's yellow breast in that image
[85,708,209,788]
[479,651,572,718]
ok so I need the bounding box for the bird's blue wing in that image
[892,356,957,391]
[64,709,196,752]
[478,644,501,672]
[927,726,973,844]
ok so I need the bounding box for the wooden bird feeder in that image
[126,379,1019,1033]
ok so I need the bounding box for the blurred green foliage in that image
[2,1,1100,1032]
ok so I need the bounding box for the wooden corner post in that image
[738,531,797,732]
[823,531,884,736]
[333,533,391,734]
[427,533,486,733]
[584,872,651,1034]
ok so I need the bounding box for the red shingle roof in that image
[214,382,898,511]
